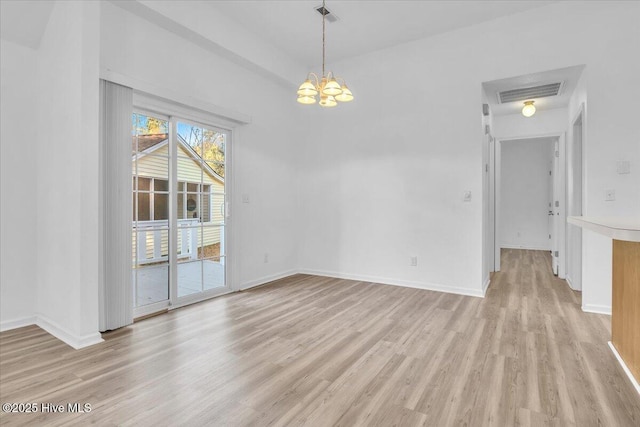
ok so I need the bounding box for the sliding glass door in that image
[132,110,229,317]
[174,120,227,300]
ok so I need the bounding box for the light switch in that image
[617,160,630,174]
[605,189,615,201]
[242,194,250,203]
[463,191,472,202]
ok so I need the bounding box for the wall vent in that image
[316,5,338,22]
[498,82,563,104]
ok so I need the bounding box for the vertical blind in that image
[99,80,133,331]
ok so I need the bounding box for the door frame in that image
[566,103,585,291]
[132,92,236,318]
[491,132,566,277]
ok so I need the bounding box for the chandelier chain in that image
[322,0,326,77]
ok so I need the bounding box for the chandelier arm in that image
[307,72,321,88]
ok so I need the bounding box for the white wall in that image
[298,1,640,299]
[493,108,568,139]
[566,69,611,313]
[0,40,38,329]
[481,91,494,290]
[500,138,555,250]
[34,0,102,347]
[100,1,302,290]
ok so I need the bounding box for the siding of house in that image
[133,143,224,263]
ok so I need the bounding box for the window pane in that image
[138,177,151,192]
[203,257,225,291]
[177,260,203,297]
[154,193,168,220]
[136,192,150,221]
[200,225,224,257]
[154,179,168,192]
[177,122,203,154]
[133,227,169,307]
[177,225,199,262]
[134,114,168,136]
[177,193,185,220]
[201,192,211,222]
[210,193,224,225]
[133,114,168,155]
[201,130,225,163]
[177,122,225,165]
[205,161,225,178]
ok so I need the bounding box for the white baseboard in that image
[500,244,551,251]
[0,315,103,349]
[608,341,640,395]
[0,315,37,332]
[582,304,611,315]
[298,268,485,298]
[565,275,581,291]
[239,269,298,291]
[482,275,491,296]
[36,315,104,349]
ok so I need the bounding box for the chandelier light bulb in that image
[522,101,536,117]
[297,95,317,105]
[297,79,318,97]
[322,78,342,96]
[335,84,353,102]
[319,95,337,108]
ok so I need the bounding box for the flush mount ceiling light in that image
[522,100,536,117]
[297,0,354,107]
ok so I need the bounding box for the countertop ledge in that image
[567,216,640,242]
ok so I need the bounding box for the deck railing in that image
[134,219,200,264]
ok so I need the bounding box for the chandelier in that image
[296,0,354,107]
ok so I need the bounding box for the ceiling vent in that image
[316,5,338,22]
[498,82,564,104]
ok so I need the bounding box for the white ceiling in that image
[483,65,585,116]
[1,0,563,89]
[207,0,558,68]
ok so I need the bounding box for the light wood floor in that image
[1,249,639,426]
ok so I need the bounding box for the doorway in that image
[566,107,584,290]
[131,111,230,318]
[495,137,558,271]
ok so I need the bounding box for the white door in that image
[171,118,229,306]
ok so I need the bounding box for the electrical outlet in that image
[605,189,616,201]
[264,253,269,263]
[410,256,418,266]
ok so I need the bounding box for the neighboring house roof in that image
[133,133,224,183]
[134,133,168,153]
